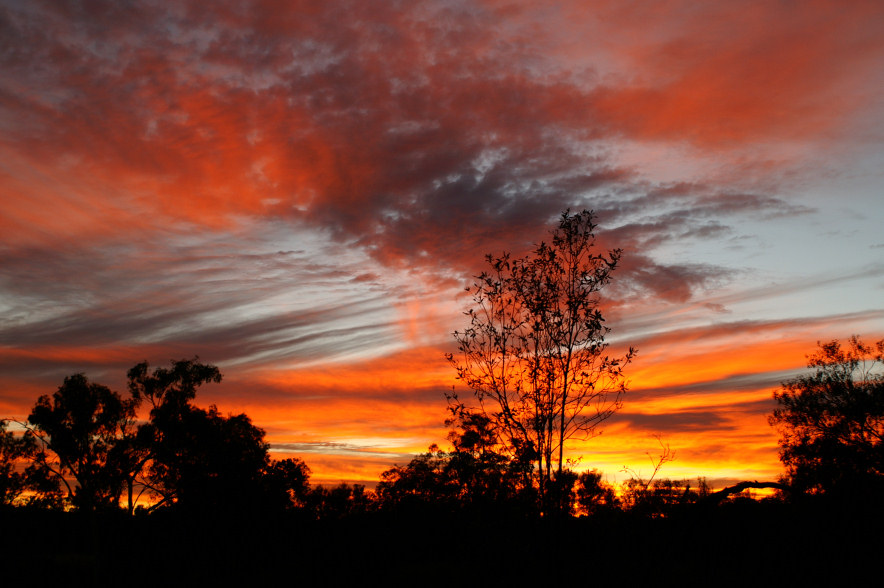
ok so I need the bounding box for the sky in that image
[1,0,882,488]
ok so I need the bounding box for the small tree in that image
[305,482,372,520]
[769,336,884,496]
[376,445,456,512]
[129,358,306,513]
[25,374,138,510]
[267,457,312,509]
[153,406,275,512]
[377,405,534,514]
[444,401,534,507]
[575,469,619,516]
[447,210,635,510]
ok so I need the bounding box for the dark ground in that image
[1,499,880,586]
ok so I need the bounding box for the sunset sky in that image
[1,0,882,488]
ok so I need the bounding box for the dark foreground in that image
[2,498,880,585]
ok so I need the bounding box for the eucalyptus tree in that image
[128,358,308,513]
[770,336,884,496]
[25,374,138,510]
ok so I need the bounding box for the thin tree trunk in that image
[127,478,134,515]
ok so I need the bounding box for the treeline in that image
[5,339,884,519]
[1,358,733,519]
[2,340,883,583]
[2,359,310,515]
[6,334,884,520]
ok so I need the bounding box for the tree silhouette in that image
[7,359,314,514]
[1,419,49,507]
[25,374,138,510]
[377,402,536,514]
[1,420,61,508]
[376,445,456,511]
[156,406,272,511]
[575,469,619,516]
[1,420,30,506]
[444,401,535,508]
[305,482,373,519]
[447,210,635,511]
[121,358,227,511]
[267,457,312,509]
[769,336,884,496]
[129,358,305,513]
[127,358,223,413]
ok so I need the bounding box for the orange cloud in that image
[562,0,884,147]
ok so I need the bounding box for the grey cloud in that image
[619,304,884,342]
[0,0,815,307]
[619,411,733,434]
[611,256,732,303]
[271,441,413,461]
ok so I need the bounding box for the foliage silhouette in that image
[769,336,884,496]
[150,405,275,512]
[377,404,535,515]
[447,209,635,511]
[4,345,884,584]
[127,358,223,412]
[6,359,313,514]
[1,419,31,506]
[25,374,138,510]
[126,358,224,510]
[305,482,373,520]
[619,477,710,516]
[575,469,619,516]
[1,419,60,507]
[128,358,305,513]
[268,457,312,509]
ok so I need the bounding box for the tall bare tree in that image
[447,210,635,510]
